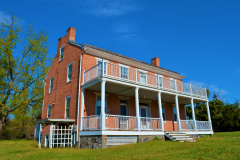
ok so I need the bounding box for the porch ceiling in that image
[85,81,205,105]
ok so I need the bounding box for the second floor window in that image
[65,96,71,118]
[60,46,64,61]
[67,62,73,82]
[139,72,147,84]
[47,105,51,118]
[170,79,176,90]
[120,67,128,79]
[157,76,163,87]
[97,60,107,76]
[49,77,53,93]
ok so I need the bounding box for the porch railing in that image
[180,120,211,131]
[83,62,207,98]
[196,121,212,131]
[82,115,100,130]
[140,117,162,130]
[105,114,137,130]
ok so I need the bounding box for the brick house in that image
[35,27,213,148]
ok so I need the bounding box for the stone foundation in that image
[137,135,165,143]
[77,135,107,149]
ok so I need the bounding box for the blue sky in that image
[1,0,240,103]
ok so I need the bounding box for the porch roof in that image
[36,118,75,124]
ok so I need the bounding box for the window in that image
[157,75,163,87]
[139,72,147,84]
[162,105,166,121]
[97,60,107,76]
[120,100,128,116]
[49,77,53,93]
[60,46,64,61]
[47,105,51,118]
[120,67,128,79]
[67,62,73,82]
[96,96,107,115]
[170,79,176,90]
[65,96,71,118]
[173,106,177,121]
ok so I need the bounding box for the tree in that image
[0,13,50,135]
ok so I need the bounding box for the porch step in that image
[164,132,195,142]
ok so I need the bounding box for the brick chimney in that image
[66,26,76,42]
[151,57,160,67]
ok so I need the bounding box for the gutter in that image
[76,45,86,143]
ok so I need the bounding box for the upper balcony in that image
[83,62,207,99]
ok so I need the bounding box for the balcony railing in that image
[84,62,207,98]
[180,120,212,131]
[82,115,100,130]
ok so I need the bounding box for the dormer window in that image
[60,45,64,61]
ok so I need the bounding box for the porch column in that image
[135,87,140,131]
[38,123,42,148]
[206,101,213,131]
[50,123,53,149]
[191,98,197,131]
[80,89,85,131]
[175,95,181,131]
[158,91,164,131]
[100,80,106,130]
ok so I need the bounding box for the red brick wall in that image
[41,27,185,135]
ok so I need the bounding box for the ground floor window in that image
[162,105,166,121]
[96,96,107,115]
[173,106,177,121]
[65,96,71,118]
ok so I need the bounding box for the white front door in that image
[140,106,149,129]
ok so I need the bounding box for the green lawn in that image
[0,132,240,160]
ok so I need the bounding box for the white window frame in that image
[49,77,54,94]
[95,95,107,115]
[156,74,163,88]
[65,95,71,118]
[172,105,177,122]
[170,78,176,91]
[119,64,129,80]
[96,57,108,76]
[138,69,148,85]
[47,104,51,118]
[67,62,73,83]
[120,100,129,116]
[59,45,64,61]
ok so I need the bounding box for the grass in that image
[0,132,240,160]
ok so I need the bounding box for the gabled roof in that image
[69,40,183,78]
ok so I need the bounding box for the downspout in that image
[76,45,86,143]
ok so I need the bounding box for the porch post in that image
[50,123,53,148]
[38,123,42,148]
[80,89,85,131]
[135,87,140,131]
[175,95,181,131]
[206,101,213,131]
[191,98,197,131]
[158,91,164,131]
[100,80,106,130]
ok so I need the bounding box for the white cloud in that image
[208,85,229,96]
[49,0,142,18]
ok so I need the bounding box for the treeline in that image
[186,95,240,132]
